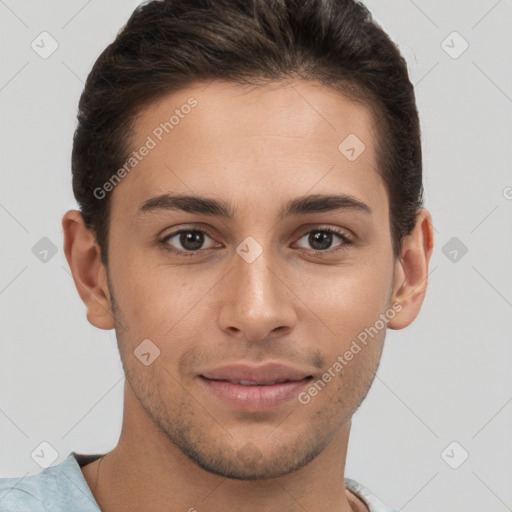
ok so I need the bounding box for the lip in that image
[199,362,313,383]
[198,363,314,411]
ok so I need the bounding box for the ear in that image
[388,209,434,330]
[62,210,115,330]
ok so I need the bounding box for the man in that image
[0,0,433,510]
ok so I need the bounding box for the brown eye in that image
[161,229,217,256]
[295,228,352,253]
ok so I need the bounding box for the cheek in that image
[299,262,393,338]
[113,256,218,344]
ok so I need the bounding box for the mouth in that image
[198,375,314,411]
[206,377,310,386]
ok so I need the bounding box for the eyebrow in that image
[136,193,373,220]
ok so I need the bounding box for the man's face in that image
[106,80,398,479]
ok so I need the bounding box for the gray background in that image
[1,1,511,510]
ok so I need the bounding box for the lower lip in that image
[199,376,312,411]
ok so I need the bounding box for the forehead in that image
[111,80,387,219]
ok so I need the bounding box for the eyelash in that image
[159,227,353,258]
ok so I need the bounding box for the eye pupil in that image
[309,231,333,250]
[180,231,204,251]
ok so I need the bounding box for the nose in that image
[217,244,297,343]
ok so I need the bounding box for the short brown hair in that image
[72,0,423,266]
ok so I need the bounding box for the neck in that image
[81,382,366,512]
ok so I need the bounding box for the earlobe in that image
[387,209,434,330]
[62,210,115,330]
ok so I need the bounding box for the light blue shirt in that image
[0,452,398,511]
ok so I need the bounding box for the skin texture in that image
[63,80,434,512]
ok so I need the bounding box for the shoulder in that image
[0,470,57,511]
[345,478,399,512]
[0,452,101,512]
